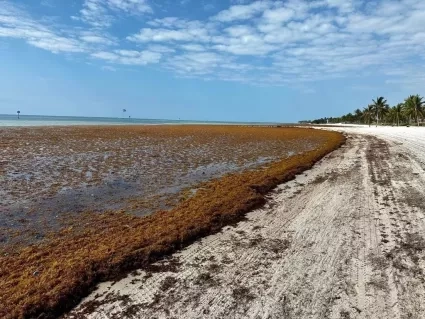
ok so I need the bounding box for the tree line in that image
[301,95,425,126]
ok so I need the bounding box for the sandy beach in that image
[66,126,425,319]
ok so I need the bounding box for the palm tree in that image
[394,103,403,126]
[17,110,20,119]
[354,109,363,123]
[386,107,398,126]
[382,105,390,124]
[403,95,424,126]
[363,105,374,127]
[371,96,389,126]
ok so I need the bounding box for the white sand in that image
[66,126,425,319]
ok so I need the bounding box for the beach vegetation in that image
[362,105,374,127]
[394,103,403,126]
[304,94,425,126]
[403,95,425,126]
[371,96,389,126]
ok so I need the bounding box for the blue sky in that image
[1,0,425,122]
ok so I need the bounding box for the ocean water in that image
[0,114,281,127]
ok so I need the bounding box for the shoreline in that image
[0,127,344,319]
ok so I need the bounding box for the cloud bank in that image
[1,0,425,87]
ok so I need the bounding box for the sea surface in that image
[0,114,282,127]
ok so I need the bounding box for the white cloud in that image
[212,1,271,22]
[0,2,85,53]
[78,0,112,28]
[92,49,161,65]
[147,44,175,53]
[27,37,84,53]
[78,0,152,28]
[107,0,151,13]
[128,27,209,42]
[181,44,205,52]
[128,21,212,43]
[212,32,277,55]
[147,17,183,28]
[2,0,425,88]
[324,0,357,13]
[103,0,425,86]
[80,31,116,45]
[262,7,294,24]
[91,51,117,60]
[166,51,223,74]
[224,25,254,37]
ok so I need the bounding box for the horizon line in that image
[0,113,286,125]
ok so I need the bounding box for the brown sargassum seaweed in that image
[0,126,344,319]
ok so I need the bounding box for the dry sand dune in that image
[67,127,425,319]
